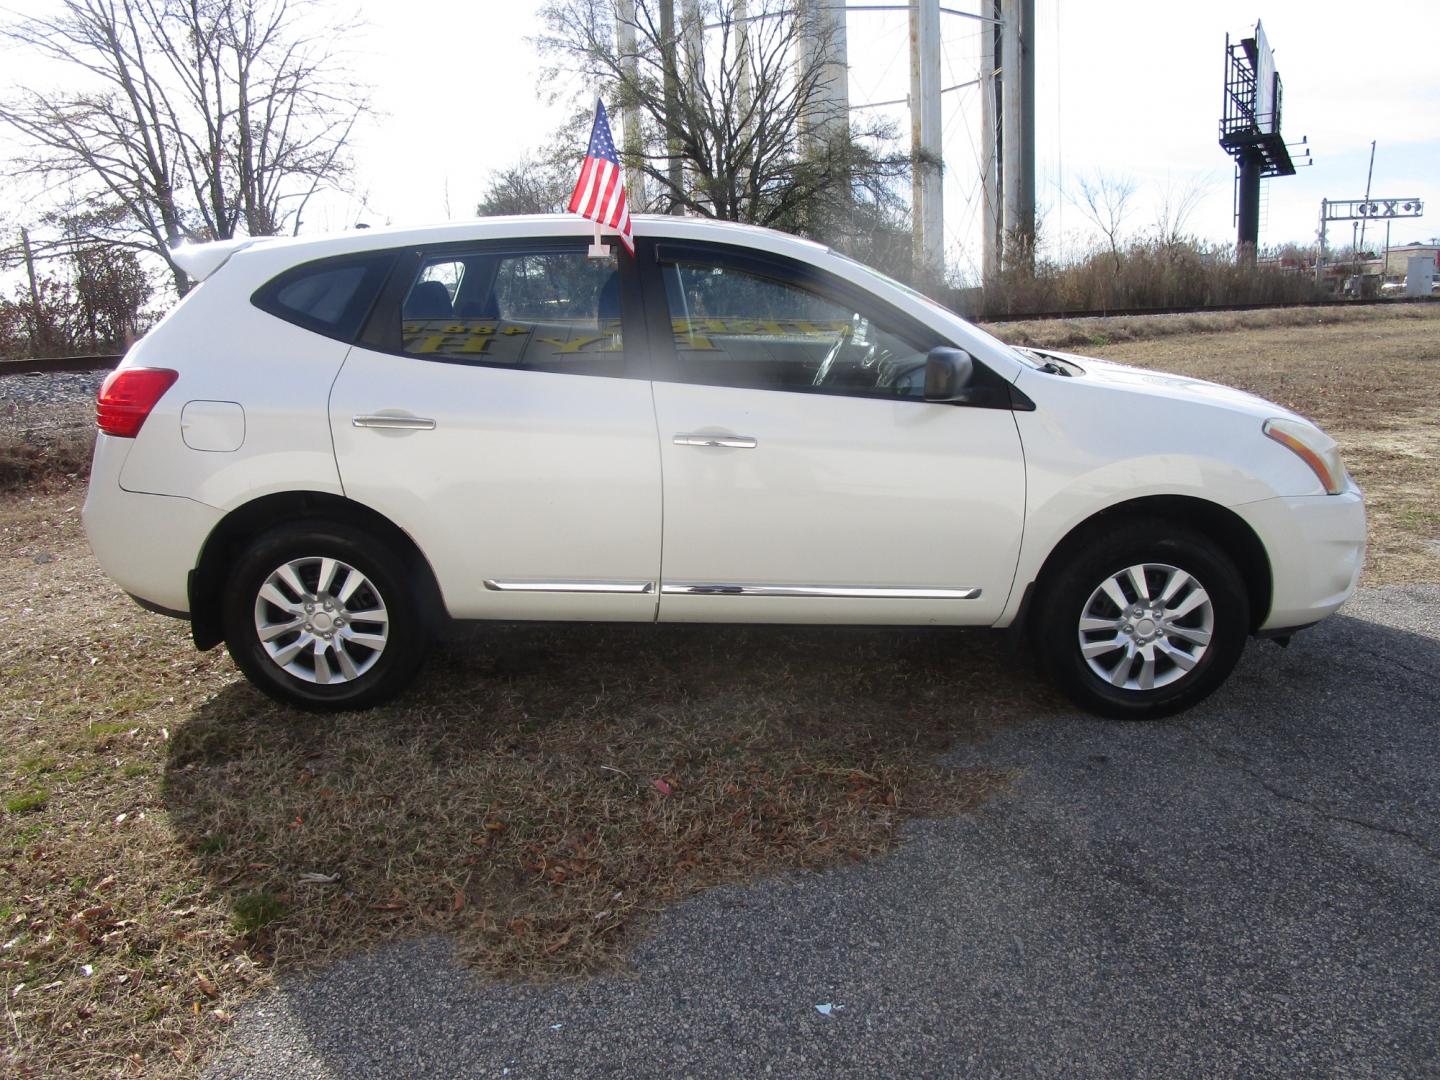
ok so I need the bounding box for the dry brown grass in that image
[979,299,1439,353]
[0,432,93,493]
[3,304,1437,1077]
[0,375,97,492]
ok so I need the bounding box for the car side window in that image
[252,252,395,342]
[400,248,625,377]
[659,258,930,398]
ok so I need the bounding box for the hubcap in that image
[253,556,389,685]
[1076,562,1213,692]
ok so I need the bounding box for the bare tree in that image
[1072,171,1136,276]
[476,156,575,217]
[0,0,368,296]
[1151,174,1208,248]
[534,0,907,248]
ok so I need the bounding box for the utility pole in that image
[979,0,1001,286]
[795,0,849,154]
[1000,0,1034,270]
[658,0,684,213]
[735,0,754,121]
[1357,140,1376,256]
[910,0,943,281]
[615,0,648,208]
[20,227,44,358]
[681,0,703,80]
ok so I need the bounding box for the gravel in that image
[205,585,1440,1079]
[0,371,105,445]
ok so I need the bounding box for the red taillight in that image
[96,368,179,438]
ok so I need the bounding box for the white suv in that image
[83,216,1365,718]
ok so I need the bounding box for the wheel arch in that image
[1025,495,1273,634]
[189,491,448,650]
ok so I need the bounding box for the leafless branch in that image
[0,0,369,296]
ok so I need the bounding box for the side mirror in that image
[924,347,976,402]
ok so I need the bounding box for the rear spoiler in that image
[168,237,265,283]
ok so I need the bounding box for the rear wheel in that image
[222,522,429,711]
[1032,523,1250,719]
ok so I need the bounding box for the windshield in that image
[824,249,1041,369]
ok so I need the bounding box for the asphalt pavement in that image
[207,584,1440,1079]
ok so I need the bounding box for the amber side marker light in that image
[1262,417,1345,495]
[96,368,179,438]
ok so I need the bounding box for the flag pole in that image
[588,222,609,259]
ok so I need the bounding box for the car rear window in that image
[252,252,395,342]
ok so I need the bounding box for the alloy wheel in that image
[1076,562,1213,692]
[252,556,390,685]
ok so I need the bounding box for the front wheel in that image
[221,522,430,711]
[1032,523,1250,720]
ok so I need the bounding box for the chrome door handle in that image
[352,414,436,430]
[673,433,757,449]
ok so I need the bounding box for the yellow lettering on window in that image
[408,335,456,354]
[535,335,605,354]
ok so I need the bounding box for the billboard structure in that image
[1252,22,1278,135]
[1219,21,1296,260]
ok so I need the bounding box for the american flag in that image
[568,99,635,255]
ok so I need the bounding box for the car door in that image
[643,240,1027,625]
[329,238,662,621]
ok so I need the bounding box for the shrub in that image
[959,238,1326,318]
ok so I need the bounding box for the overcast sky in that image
[2,0,1438,281]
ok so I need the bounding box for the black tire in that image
[221,521,430,711]
[1031,521,1250,720]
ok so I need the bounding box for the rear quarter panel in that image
[114,248,348,509]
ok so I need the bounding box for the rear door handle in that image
[673,433,757,449]
[353,414,436,430]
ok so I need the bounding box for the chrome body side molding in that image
[659,582,982,600]
[483,579,656,594]
[352,414,436,430]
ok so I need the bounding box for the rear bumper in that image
[1233,483,1366,631]
[82,434,221,615]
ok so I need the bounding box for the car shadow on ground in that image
[160,621,1057,975]
[198,602,1440,1079]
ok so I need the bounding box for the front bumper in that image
[1233,483,1366,632]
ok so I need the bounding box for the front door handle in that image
[353,414,437,430]
[673,433,757,449]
